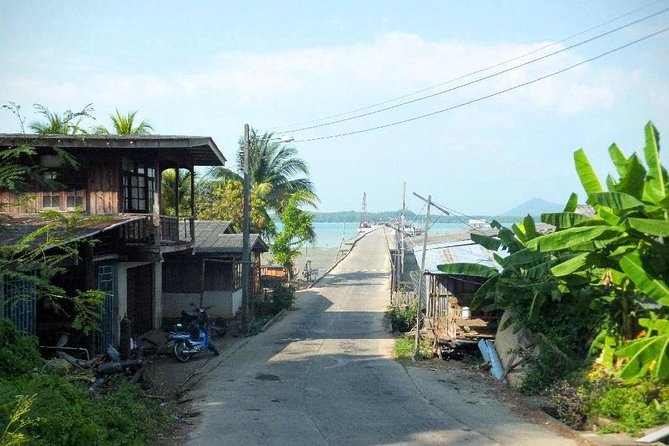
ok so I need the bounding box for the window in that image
[42,193,61,209]
[66,190,84,208]
[122,158,156,213]
[41,190,85,211]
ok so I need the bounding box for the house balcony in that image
[120,215,194,259]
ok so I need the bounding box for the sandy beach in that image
[261,245,341,281]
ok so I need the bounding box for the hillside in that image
[502,197,563,217]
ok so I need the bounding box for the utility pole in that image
[241,123,251,334]
[413,192,431,358]
[400,182,406,275]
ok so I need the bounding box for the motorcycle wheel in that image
[209,343,219,356]
[173,341,191,362]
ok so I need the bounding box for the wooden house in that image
[413,240,502,353]
[162,220,268,320]
[0,134,225,352]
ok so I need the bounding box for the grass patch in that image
[394,335,431,360]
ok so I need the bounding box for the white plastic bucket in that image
[461,307,471,319]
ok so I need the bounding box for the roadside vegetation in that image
[439,122,669,434]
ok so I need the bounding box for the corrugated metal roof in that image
[193,220,268,254]
[0,133,226,166]
[413,240,505,275]
[0,214,145,248]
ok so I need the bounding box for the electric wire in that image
[294,25,669,143]
[284,7,667,134]
[263,1,666,133]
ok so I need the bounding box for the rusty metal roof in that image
[0,213,144,248]
[413,240,505,275]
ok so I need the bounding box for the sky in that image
[1,0,668,216]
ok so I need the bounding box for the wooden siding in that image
[0,190,85,213]
[88,161,119,214]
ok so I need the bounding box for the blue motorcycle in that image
[168,304,219,362]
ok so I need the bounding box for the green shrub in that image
[0,375,170,446]
[271,284,295,311]
[547,380,587,430]
[584,377,669,435]
[0,319,44,379]
[0,324,171,445]
[387,303,417,333]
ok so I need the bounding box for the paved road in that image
[186,228,576,445]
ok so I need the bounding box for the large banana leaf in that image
[620,252,669,305]
[500,248,543,267]
[551,252,590,277]
[564,192,578,212]
[625,218,669,237]
[528,226,619,252]
[608,142,627,178]
[590,192,645,211]
[471,276,498,309]
[617,155,646,199]
[436,262,498,278]
[574,148,604,196]
[470,232,501,251]
[643,121,666,204]
[597,207,621,226]
[541,212,590,229]
[617,318,669,382]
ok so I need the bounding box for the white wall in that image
[162,290,238,319]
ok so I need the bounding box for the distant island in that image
[313,197,564,223]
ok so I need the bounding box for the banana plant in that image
[438,216,563,329]
[529,121,669,381]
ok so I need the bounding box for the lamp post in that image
[241,125,293,334]
[241,124,251,333]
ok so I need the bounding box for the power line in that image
[263,0,666,133]
[284,7,668,134]
[294,25,669,143]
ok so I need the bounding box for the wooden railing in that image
[160,215,194,244]
[121,215,194,246]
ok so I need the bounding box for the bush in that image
[0,321,171,445]
[0,319,44,379]
[547,380,588,430]
[584,376,669,435]
[387,303,417,333]
[254,285,296,319]
[271,284,295,311]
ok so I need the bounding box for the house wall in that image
[88,160,119,214]
[162,290,236,318]
[116,261,156,340]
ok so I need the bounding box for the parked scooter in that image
[168,304,219,362]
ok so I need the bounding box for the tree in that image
[271,192,316,279]
[160,169,193,216]
[439,121,669,383]
[208,129,318,212]
[197,179,275,238]
[28,103,94,135]
[93,109,153,135]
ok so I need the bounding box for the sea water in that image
[306,221,468,248]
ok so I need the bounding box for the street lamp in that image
[242,124,251,333]
[241,125,294,334]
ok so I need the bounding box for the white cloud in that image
[1,32,639,117]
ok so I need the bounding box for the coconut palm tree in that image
[29,103,94,135]
[93,110,153,135]
[207,129,318,212]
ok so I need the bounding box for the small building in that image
[162,220,268,320]
[0,133,225,353]
[413,239,502,352]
